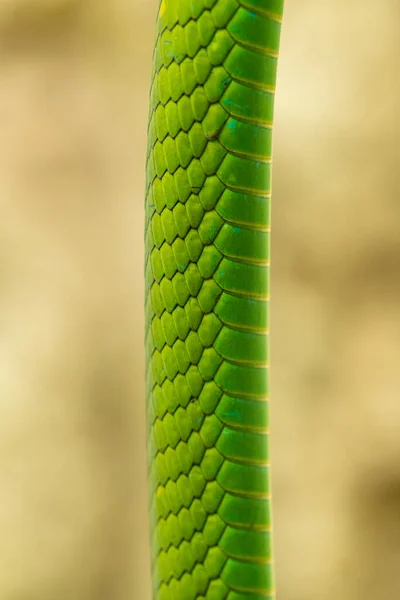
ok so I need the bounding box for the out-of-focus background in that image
[0,1,398,598]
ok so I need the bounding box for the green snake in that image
[145,1,284,598]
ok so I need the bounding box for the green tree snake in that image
[145,1,284,598]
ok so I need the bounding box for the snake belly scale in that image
[145,1,284,598]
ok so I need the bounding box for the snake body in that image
[145,1,284,597]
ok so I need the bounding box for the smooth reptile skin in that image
[145,1,284,598]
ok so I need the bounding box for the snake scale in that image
[145,1,284,598]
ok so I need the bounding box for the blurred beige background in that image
[0,1,398,599]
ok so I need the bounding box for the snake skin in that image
[145,1,283,598]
